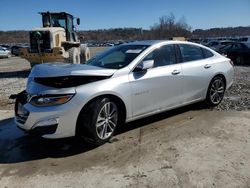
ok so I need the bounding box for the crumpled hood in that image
[29,63,117,78]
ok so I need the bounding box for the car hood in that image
[29,63,117,78]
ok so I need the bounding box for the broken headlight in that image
[30,94,74,107]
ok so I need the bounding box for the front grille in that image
[15,91,29,125]
[29,31,51,53]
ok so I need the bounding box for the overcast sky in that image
[0,0,249,31]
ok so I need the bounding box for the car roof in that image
[125,40,166,46]
[124,40,203,46]
[124,40,208,49]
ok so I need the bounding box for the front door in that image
[129,44,183,117]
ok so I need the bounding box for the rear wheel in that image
[205,76,226,106]
[76,98,119,145]
[66,47,80,64]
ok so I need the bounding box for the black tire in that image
[80,45,90,63]
[205,76,226,107]
[76,98,119,145]
[65,47,80,64]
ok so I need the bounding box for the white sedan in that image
[0,46,11,58]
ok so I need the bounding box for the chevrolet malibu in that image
[15,41,234,145]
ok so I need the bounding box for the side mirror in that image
[77,18,80,25]
[134,60,154,72]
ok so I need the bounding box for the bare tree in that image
[149,13,191,39]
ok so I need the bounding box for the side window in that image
[202,48,214,58]
[179,44,204,62]
[143,45,176,68]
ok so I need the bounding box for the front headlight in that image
[30,94,74,107]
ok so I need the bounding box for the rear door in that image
[178,44,214,103]
[129,44,183,117]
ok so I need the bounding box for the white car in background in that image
[0,46,11,58]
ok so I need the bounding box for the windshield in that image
[43,14,67,29]
[86,45,149,69]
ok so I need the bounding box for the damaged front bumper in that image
[13,90,81,139]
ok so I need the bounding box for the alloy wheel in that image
[96,102,118,140]
[209,78,225,104]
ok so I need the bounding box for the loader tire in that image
[80,45,90,63]
[66,47,80,64]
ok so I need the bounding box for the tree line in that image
[0,14,250,44]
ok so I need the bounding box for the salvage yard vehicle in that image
[14,41,234,145]
[20,11,90,67]
[238,36,250,43]
[218,42,250,65]
[206,40,233,51]
[0,46,11,58]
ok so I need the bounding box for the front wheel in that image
[205,76,226,107]
[77,98,119,145]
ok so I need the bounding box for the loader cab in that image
[40,12,79,42]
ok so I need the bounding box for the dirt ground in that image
[0,49,250,187]
[0,109,250,188]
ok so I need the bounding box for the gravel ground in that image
[0,56,249,110]
[216,66,250,111]
[0,57,29,110]
[0,47,107,110]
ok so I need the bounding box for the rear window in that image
[202,48,214,58]
[179,44,204,62]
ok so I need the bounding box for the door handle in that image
[204,64,211,69]
[172,70,181,75]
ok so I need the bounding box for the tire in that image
[80,45,90,63]
[205,76,226,107]
[76,98,119,145]
[66,47,80,64]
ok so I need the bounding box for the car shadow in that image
[0,70,30,79]
[0,102,208,164]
